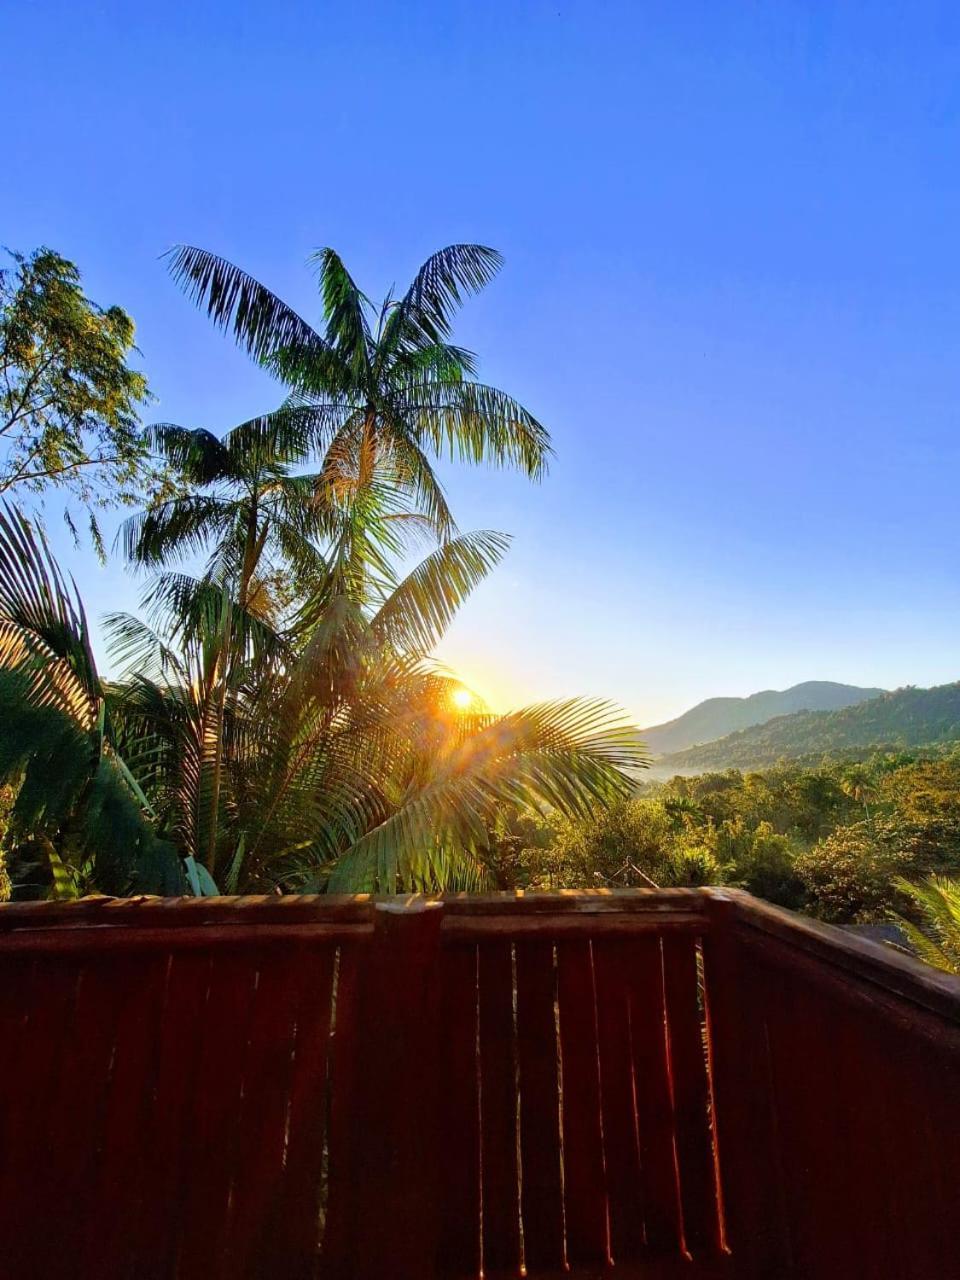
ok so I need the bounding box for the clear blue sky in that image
[5,0,960,725]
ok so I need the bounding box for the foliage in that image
[165,242,551,538]
[0,504,183,896]
[891,876,960,974]
[658,683,960,772]
[0,248,162,547]
[500,752,960,924]
[106,416,644,892]
[793,822,918,924]
[0,242,644,897]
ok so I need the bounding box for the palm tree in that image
[104,438,646,893]
[0,505,183,896]
[840,764,877,820]
[165,242,551,537]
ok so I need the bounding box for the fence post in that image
[701,892,794,1278]
[323,897,445,1280]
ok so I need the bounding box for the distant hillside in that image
[658,682,960,773]
[642,681,884,756]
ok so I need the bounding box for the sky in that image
[5,0,960,726]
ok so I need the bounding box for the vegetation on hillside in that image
[490,750,960,926]
[658,683,960,772]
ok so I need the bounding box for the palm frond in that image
[165,244,327,364]
[0,503,100,717]
[388,245,504,349]
[148,423,232,483]
[892,876,960,973]
[371,530,510,655]
[327,697,646,892]
[120,494,235,567]
[410,381,552,479]
[311,248,372,372]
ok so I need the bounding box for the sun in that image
[451,686,474,711]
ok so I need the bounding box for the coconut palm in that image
[165,242,551,537]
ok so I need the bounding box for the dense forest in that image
[657,681,960,773]
[487,748,960,927]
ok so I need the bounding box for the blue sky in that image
[5,0,960,725]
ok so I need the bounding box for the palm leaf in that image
[327,697,646,891]
[165,244,328,364]
[370,530,510,655]
[387,245,504,348]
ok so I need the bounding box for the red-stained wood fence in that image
[0,888,958,1279]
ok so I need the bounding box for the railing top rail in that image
[709,887,960,1025]
[0,886,711,931]
[0,888,712,952]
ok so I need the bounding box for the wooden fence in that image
[0,889,958,1278]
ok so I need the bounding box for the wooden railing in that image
[0,889,957,1279]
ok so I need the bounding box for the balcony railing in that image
[0,888,957,1278]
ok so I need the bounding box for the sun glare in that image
[451,687,474,711]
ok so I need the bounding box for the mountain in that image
[642,681,884,756]
[656,681,960,773]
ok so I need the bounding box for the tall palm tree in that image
[165,242,551,537]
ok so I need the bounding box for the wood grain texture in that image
[556,939,609,1269]
[0,891,958,1279]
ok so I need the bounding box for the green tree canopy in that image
[0,247,159,545]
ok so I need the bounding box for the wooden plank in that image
[269,943,338,1280]
[760,963,855,1277]
[24,957,121,1276]
[134,951,212,1280]
[78,953,169,1278]
[0,921,372,953]
[0,958,37,1245]
[0,894,375,929]
[592,937,645,1264]
[319,940,365,1277]
[660,934,722,1260]
[626,935,684,1257]
[436,943,482,1277]
[556,940,608,1268]
[444,914,704,938]
[0,888,708,934]
[174,950,259,1280]
[442,888,710,916]
[515,938,565,1271]
[699,918,790,1277]
[0,958,79,1273]
[713,888,960,1022]
[320,907,443,1280]
[223,944,304,1279]
[477,938,522,1275]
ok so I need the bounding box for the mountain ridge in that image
[642,680,884,756]
[655,681,960,773]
